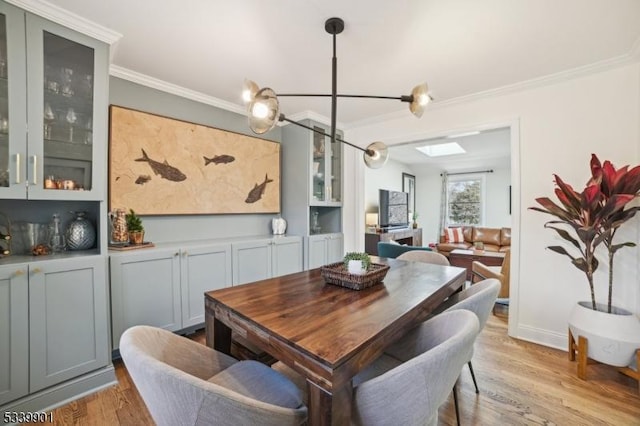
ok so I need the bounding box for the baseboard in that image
[1,365,117,420]
[515,323,567,351]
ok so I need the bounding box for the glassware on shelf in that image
[84,116,93,144]
[65,107,77,143]
[48,213,66,252]
[79,74,93,98]
[311,210,322,234]
[60,67,74,97]
[43,103,56,139]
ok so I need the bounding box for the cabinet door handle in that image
[174,252,180,257]
[31,267,42,274]
[31,155,37,185]
[15,153,21,184]
[182,251,188,257]
[14,269,25,277]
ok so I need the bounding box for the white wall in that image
[344,62,640,350]
[364,158,415,213]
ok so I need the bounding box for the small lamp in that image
[365,213,379,232]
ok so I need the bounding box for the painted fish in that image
[135,149,187,182]
[135,175,151,185]
[245,174,274,204]
[203,154,235,165]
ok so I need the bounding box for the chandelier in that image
[243,17,431,169]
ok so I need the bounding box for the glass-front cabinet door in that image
[25,14,107,200]
[0,2,27,199]
[310,123,342,206]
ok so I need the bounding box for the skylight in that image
[416,142,466,157]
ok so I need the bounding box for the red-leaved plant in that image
[530,154,640,312]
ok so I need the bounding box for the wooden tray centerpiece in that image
[321,252,390,290]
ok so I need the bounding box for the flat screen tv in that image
[379,189,409,229]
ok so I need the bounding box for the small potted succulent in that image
[344,252,371,275]
[412,211,419,229]
[125,209,145,244]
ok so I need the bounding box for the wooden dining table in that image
[204,256,466,425]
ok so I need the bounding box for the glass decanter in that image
[48,213,66,252]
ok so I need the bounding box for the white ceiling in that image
[28,0,640,168]
[43,0,640,126]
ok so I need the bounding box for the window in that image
[447,176,484,225]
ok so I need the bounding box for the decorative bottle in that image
[48,213,66,252]
[66,211,96,250]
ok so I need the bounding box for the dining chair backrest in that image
[396,250,450,266]
[444,278,501,331]
[352,310,480,426]
[120,325,307,426]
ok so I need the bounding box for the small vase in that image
[66,211,96,250]
[129,230,145,245]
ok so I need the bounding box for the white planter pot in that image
[348,260,366,275]
[568,301,640,367]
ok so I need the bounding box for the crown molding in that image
[345,52,640,130]
[6,0,122,45]
[110,65,247,116]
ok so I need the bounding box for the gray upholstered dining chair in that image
[351,310,479,425]
[273,310,479,426]
[396,250,450,266]
[119,325,308,426]
[385,278,501,425]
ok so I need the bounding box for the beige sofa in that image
[436,226,511,257]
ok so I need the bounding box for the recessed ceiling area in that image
[389,127,511,171]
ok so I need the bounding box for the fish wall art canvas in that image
[108,105,281,214]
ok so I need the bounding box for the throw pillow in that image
[445,227,464,243]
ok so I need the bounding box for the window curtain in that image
[438,172,449,240]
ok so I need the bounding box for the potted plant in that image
[344,252,371,275]
[125,209,145,244]
[530,154,640,367]
[412,211,419,229]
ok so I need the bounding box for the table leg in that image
[209,317,232,356]
[307,380,353,426]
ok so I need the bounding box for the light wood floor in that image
[45,308,640,425]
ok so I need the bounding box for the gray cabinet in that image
[0,265,28,406]
[180,243,232,328]
[110,242,232,349]
[0,3,108,201]
[0,256,109,404]
[29,257,109,392]
[282,119,344,269]
[306,233,344,269]
[232,235,303,285]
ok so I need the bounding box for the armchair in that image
[472,249,511,300]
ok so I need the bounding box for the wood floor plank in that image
[40,311,639,425]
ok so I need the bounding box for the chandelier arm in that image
[277,93,408,101]
[279,115,373,155]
